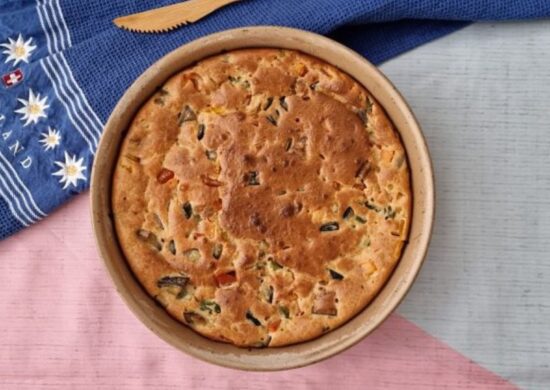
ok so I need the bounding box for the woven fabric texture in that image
[0,0,549,239]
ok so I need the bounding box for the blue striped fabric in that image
[0,0,549,239]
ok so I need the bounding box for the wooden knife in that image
[113,0,240,33]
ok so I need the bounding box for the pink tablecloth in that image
[0,193,514,389]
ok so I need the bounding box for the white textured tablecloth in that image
[383,20,550,389]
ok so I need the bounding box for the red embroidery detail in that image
[2,69,24,88]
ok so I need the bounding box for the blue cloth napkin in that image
[0,0,549,239]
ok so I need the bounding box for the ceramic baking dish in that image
[91,26,434,371]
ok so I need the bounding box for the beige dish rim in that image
[90,26,435,371]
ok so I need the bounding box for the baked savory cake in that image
[112,49,411,347]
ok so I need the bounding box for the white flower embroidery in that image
[1,34,36,66]
[52,152,87,189]
[15,89,49,126]
[40,127,62,151]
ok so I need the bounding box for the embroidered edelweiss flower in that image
[40,127,62,151]
[0,34,36,66]
[52,152,87,189]
[15,89,49,126]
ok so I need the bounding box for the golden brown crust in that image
[112,49,411,347]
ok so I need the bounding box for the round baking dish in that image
[91,26,434,371]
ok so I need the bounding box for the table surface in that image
[1,21,549,389]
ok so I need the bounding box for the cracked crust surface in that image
[112,49,411,347]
